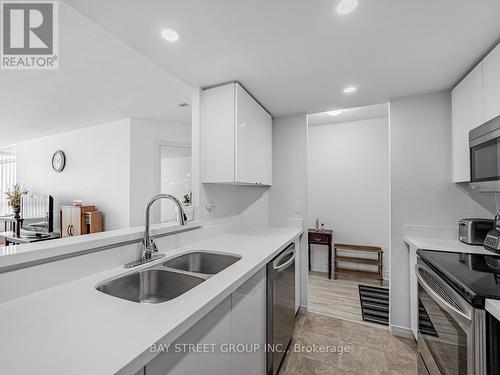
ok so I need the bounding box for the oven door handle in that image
[416,264,472,331]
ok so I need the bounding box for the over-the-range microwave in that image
[469,114,500,192]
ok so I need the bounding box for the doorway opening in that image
[159,143,192,223]
[306,103,390,326]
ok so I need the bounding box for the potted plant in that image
[182,192,193,221]
[182,193,191,206]
[5,184,28,218]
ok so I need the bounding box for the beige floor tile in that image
[337,343,387,375]
[285,354,344,375]
[300,312,343,338]
[282,311,417,375]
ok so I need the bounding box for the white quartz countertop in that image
[0,226,302,375]
[404,236,494,255]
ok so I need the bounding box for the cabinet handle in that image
[70,225,74,236]
[67,225,71,236]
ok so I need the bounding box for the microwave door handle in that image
[415,264,472,331]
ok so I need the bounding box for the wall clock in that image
[51,150,66,172]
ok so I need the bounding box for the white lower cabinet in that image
[146,297,232,375]
[230,267,266,375]
[146,267,267,375]
[407,242,418,339]
[294,240,300,313]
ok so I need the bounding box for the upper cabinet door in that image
[483,43,500,123]
[451,63,484,182]
[201,84,236,183]
[235,85,272,185]
[201,83,272,186]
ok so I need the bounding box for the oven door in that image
[416,261,474,375]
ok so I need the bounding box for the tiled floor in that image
[278,312,417,375]
[308,271,389,324]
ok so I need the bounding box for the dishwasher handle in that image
[273,247,295,272]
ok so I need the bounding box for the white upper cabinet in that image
[201,84,236,183]
[451,63,483,182]
[483,43,500,123]
[201,83,272,185]
[451,43,500,183]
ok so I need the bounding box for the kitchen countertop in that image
[0,226,302,375]
[404,236,494,255]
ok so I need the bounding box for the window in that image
[0,152,16,216]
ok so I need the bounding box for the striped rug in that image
[358,284,389,326]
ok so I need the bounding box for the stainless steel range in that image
[416,252,489,375]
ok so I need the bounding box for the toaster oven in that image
[459,218,494,245]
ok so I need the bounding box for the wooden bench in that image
[333,243,383,285]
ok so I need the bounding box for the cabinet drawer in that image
[309,233,330,244]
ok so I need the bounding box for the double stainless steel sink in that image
[96,251,241,304]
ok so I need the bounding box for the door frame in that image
[155,141,192,223]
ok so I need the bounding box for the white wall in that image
[129,119,191,226]
[308,117,390,277]
[16,117,192,231]
[16,119,132,231]
[269,114,309,308]
[389,91,495,332]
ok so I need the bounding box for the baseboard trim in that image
[390,324,414,339]
[298,305,308,315]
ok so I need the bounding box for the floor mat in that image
[358,284,389,326]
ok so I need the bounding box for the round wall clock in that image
[51,150,66,172]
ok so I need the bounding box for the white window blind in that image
[0,152,16,216]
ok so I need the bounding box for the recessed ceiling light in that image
[326,109,344,116]
[161,27,180,42]
[343,86,357,94]
[336,0,358,15]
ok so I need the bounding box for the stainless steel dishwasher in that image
[267,242,296,375]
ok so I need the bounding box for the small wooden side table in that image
[308,228,333,279]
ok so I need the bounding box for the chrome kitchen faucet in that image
[125,194,187,268]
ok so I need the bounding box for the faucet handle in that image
[149,237,158,253]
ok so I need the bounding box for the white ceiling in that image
[0,2,191,146]
[65,0,500,117]
[308,103,388,126]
